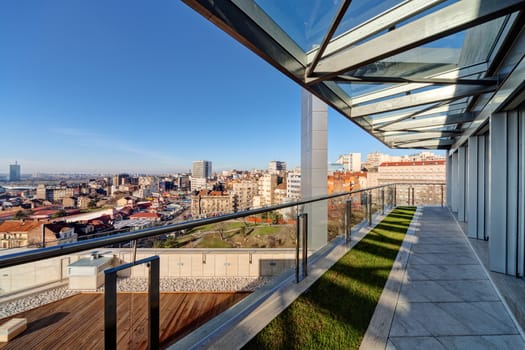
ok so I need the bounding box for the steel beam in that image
[352,84,495,118]
[385,131,460,143]
[306,0,447,61]
[394,139,455,148]
[310,0,524,82]
[378,113,476,131]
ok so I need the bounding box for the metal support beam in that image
[352,84,495,118]
[377,113,476,131]
[393,138,455,149]
[310,0,524,82]
[385,131,461,143]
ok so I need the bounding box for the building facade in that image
[192,160,212,178]
[9,162,21,182]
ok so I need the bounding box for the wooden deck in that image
[0,292,248,349]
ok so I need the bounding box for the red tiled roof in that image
[0,220,45,232]
[129,212,160,219]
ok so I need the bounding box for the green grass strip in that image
[243,206,416,350]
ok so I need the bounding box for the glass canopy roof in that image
[183,0,525,151]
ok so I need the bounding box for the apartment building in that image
[191,190,238,218]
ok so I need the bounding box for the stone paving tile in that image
[399,280,499,302]
[405,264,487,281]
[408,252,477,265]
[411,243,470,253]
[387,337,447,350]
[390,301,518,337]
[437,335,525,350]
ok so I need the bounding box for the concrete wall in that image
[0,249,299,295]
[0,255,77,296]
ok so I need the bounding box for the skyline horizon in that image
[0,1,444,174]
[1,149,446,176]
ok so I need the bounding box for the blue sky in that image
[0,1,434,174]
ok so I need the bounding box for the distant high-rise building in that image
[268,160,286,174]
[9,162,21,181]
[192,160,212,178]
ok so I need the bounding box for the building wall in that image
[450,102,525,277]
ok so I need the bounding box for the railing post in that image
[295,214,300,283]
[407,186,411,205]
[441,184,444,207]
[295,213,308,282]
[381,188,385,215]
[148,258,160,350]
[104,256,160,350]
[104,270,117,350]
[345,199,352,243]
[411,187,415,206]
[367,191,372,226]
[302,213,308,278]
[393,185,397,207]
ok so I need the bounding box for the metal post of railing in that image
[302,213,308,278]
[411,187,415,206]
[295,214,301,283]
[104,270,117,350]
[104,256,160,350]
[381,188,385,215]
[148,258,160,350]
[441,184,444,207]
[367,191,372,226]
[407,186,411,205]
[393,185,397,207]
[345,199,352,243]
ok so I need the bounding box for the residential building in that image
[258,173,278,206]
[0,221,76,248]
[268,161,286,174]
[231,180,258,211]
[36,185,75,203]
[190,190,238,218]
[327,171,366,194]
[335,153,361,172]
[286,168,301,201]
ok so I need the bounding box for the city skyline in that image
[0,1,442,174]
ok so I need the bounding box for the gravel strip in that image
[0,287,79,319]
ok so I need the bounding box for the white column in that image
[467,136,479,238]
[451,151,459,212]
[301,90,328,250]
[458,145,467,221]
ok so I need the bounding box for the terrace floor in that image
[0,292,248,349]
[366,207,525,350]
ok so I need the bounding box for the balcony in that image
[1,184,524,349]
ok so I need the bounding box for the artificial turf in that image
[243,206,416,350]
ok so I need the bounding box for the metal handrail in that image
[0,183,445,269]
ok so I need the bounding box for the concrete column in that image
[301,90,328,250]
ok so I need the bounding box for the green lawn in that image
[243,207,416,350]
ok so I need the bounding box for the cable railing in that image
[0,182,445,348]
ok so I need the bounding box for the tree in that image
[52,209,68,218]
[216,222,226,240]
[88,200,98,209]
[13,210,28,220]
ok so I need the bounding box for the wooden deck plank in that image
[0,292,248,350]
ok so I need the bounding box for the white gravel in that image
[0,287,79,319]
[0,277,270,319]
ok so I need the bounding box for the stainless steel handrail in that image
[0,183,445,269]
